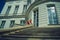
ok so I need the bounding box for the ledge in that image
[0,15,25,19]
[48,24,60,25]
[0,25,33,35]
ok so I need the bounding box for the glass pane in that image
[34,9,39,27]
[47,4,58,24]
[5,6,11,15]
[14,5,19,14]
[10,20,15,27]
[0,21,6,28]
[20,20,25,26]
[27,0,31,5]
[23,5,27,14]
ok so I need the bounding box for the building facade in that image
[0,0,27,29]
[0,0,60,29]
[26,0,60,27]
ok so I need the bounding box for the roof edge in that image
[6,0,22,2]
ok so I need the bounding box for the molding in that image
[48,24,60,25]
[0,15,25,19]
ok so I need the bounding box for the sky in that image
[0,0,5,13]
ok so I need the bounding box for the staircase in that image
[0,27,60,40]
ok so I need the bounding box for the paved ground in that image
[0,27,60,40]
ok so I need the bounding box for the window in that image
[0,21,6,28]
[35,0,38,1]
[10,20,15,27]
[23,5,27,14]
[14,5,19,14]
[20,20,25,26]
[34,9,39,27]
[5,6,11,15]
[27,0,31,5]
[47,4,58,24]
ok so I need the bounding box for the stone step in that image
[1,34,60,39]
[1,27,60,40]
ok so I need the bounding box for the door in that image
[34,9,39,27]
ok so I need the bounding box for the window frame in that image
[47,4,58,24]
[23,5,27,14]
[10,20,15,27]
[5,6,11,15]
[20,20,25,26]
[0,20,6,28]
[13,5,19,15]
[33,8,39,27]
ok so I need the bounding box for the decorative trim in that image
[48,24,60,25]
[0,15,25,19]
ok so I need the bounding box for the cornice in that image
[6,0,22,2]
[0,15,25,19]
